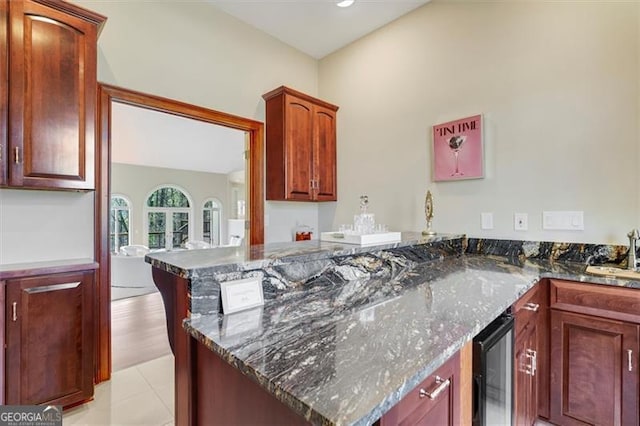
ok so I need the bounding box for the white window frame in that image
[110,194,132,254]
[202,198,223,246]
[143,185,194,250]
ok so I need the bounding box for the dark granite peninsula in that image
[146,234,640,426]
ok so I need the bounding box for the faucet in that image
[628,229,640,270]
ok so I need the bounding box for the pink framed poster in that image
[432,114,483,181]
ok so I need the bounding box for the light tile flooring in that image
[63,355,174,426]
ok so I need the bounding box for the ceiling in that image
[210,0,431,59]
[111,102,246,175]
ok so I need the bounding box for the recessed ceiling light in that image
[336,0,355,8]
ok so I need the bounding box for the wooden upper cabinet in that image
[6,0,105,190]
[0,0,7,186]
[263,86,338,202]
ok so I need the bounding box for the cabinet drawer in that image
[514,284,542,336]
[380,352,460,426]
[550,279,640,324]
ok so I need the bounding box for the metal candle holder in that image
[422,190,436,236]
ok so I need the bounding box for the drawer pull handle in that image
[419,376,450,400]
[523,302,539,312]
[25,281,81,294]
[14,147,19,164]
[12,302,17,321]
[628,349,633,372]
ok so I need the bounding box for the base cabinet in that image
[549,310,639,426]
[380,352,461,426]
[548,278,640,426]
[4,270,95,407]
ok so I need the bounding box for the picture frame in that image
[219,277,264,315]
[432,114,483,181]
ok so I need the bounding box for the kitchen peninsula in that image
[146,234,640,425]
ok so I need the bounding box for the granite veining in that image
[157,237,640,425]
[145,232,464,279]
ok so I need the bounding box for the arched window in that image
[145,186,192,250]
[110,195,131,254]
[202,199,222,246]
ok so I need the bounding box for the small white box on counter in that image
[320,231,402,246]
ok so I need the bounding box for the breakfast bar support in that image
[152,268,194,425]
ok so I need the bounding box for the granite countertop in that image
[145,232,463,279]
[0,258,98,280]
[182,252,640,426]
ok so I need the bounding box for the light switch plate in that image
[481,212,493,230]
[542,211,584,231]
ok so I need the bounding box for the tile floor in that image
[63,354,174,426]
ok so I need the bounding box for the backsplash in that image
[464,238,632,266]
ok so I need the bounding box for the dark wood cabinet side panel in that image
[0,0,7,186]
[194,339,310,425]
[537,279,550,419]
[265,95,285,200]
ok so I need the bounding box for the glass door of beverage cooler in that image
[473,314,514,426]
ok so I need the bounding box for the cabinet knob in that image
[419,376,450,400]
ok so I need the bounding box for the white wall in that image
[319,1,639,244]
[0,190,95,264]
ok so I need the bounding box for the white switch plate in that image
[481,212,493,230]
[514,213,528,231]
[542,211,584,231]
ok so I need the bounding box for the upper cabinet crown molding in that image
[2,0,106,190]
[263,86,339,202]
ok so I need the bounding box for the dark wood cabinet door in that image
[264,86,338,202]
[514,323,538,426]
[0,0,7,186]
[8,0,98,190]
[549,310,639,426]
[380,352,460,426]
[313,104,337,201]
[5,271,95,406]
[284,95,314,200]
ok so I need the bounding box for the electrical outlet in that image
[514,213,528,231]
[481,212,493,230]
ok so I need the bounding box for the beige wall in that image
[319,1,639,244]
[111,163,232,246]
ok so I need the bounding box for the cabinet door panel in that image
[313,106,337,201]
[284,97,313,200]
[5,271,94,406]
[9,0,96,189]
[550,310,639,426]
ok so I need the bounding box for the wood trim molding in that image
[94,83,264,383]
